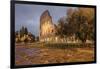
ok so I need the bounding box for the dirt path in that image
[15,45,94,65]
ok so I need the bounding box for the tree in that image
[24,27,28,35]
[57,7,95,43]
[72,8,94,43]
[57,18,65,37]
[78,8,95,42]
[20,26,28,37]
[57,8,79,37]
[20,26,25,37]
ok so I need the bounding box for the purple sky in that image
[15,4,74,36]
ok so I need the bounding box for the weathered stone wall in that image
[40,10,56,42]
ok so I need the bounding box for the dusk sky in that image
[15,4,74,36]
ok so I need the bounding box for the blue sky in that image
[15,4,73,36]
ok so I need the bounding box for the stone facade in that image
[40,10,57,42]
